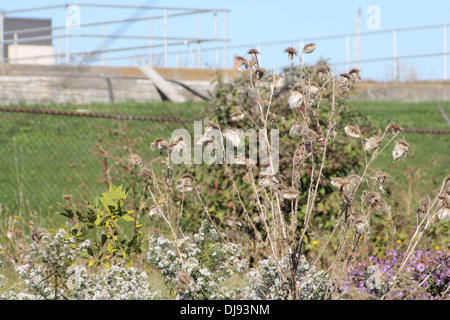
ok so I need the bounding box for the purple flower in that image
[416,263,426,272]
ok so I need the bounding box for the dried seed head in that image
[177,272,192,292]
[314,64,331,79]
[288,90,303,109]
[268,74,284,92]
[302,82,319,98]
[247,48,260,56]
[302,43,317,54]
[437,205,450,222]
[281,188,299,201]
[230,109,246,122]
[128,153,142,169]
[392,138,409,162]
[340,73,352,83]
[138,167,153,181]
[344,125,361,139]
[348,68,362,82]
[236,55,249,70]
[254,67,267,80]
[355,219,371,235]
[148,205,160,217]
[176,173,195,193]
[364,135,381,151]
[151,137,168,150]
[416,196,431,221]
[284,46,298,60]
[289,121,307,137]
[331,177,346,189]
[222,215,245,228]
[387,122,404,135]
[340,174,362,198]
[371,168,391,193]
[364,191,391,216]
[223,127,241,148]
[168,135,186,154]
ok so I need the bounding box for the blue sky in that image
[1,0,449,81]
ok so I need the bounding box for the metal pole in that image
[57,28,61,64]
[197,12,201,68]
[355,8,361,69]
[223,11,227,68]
[444,24,448,80]
[13,32,18,63]
[66,27,70,65]
[102,23,106,66]
[149,18,153,66]
[346,34,350,70]
[0,10,5,62]
[164,8,168,67]
[393,29,398,82]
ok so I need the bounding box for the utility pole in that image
[355,8,361,70]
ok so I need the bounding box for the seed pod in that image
[176,174,195,194]
[302,43,317,54]
[288,90,304,109]
[392,138,409,162]
[364,135,381,151]
[128,153,142,169]
[284,46,298,60]
[344,125,361,139]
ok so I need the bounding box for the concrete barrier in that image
[0,64,240,105]
[0,63,448,105]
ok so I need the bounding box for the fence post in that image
[346,34,350,70]
[13,32,18,62]
[0,10,5,62]
[102,23,106,66]
[393,29,398,82]
[223,11,227,68]
[444,24,448,81]
[57,28,61,64]
[164,8,168,67]
[149,18,153,66]
[197,11,201,68]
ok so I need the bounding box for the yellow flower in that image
[435,245,440,250]
[312,240,320,245]
[397,240,402,244]
[13,215,20,219]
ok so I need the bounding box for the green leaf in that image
[122,214,135,222]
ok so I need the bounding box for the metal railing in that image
[229,23,449,81]
[0,4,230,68]
[0,4,448,81]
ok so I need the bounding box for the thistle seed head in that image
[288,90,303,109]
[284,46,298,60]
[138,167,153,181]
[302,43,317,54]
[344,125,361,139]
[176,173,195,194]
[364,135,381,151]
[128,153,142,169]
[151,138,168,150]
[387,122,404,135]
[314,64,331,79]
[222,215,245,228]
[348,68,362,82]
[392,138,409,162]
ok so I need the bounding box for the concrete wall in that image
[0,64,240,105]
[0,63,448,105]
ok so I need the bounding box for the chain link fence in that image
[0,105,197,218]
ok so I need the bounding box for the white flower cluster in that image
[241,255,329,300]
[1,229,160,300]
[147,220,248,299]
